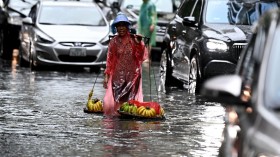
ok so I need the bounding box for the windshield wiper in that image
[39,22,58,25]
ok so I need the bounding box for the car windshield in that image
[39,5,106,26]
[265,25,280,110]
[206,0,279,25]
[206,0,229,23]
[121,0,173,13]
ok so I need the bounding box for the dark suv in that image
[158,0,276,93]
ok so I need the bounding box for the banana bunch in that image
[137,106,156,118]
[120,102,137,115]
[87,98,103,112]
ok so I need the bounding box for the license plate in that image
[69,48,86,56]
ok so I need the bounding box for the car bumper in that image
[203,60,236,78]
[34,42,107,67]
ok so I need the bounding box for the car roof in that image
[40,0,98,7]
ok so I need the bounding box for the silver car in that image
[19,0,110,71]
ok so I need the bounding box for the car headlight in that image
[206,39,228,52]
[34,30,54,44]
[7,16,23,26]
[100,33,112,46]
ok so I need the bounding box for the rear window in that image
[39,5,106,26]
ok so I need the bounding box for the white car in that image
[19,0,110,72]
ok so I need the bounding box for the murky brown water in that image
[0,59,225,157]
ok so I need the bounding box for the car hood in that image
[203,24,252,42]
[38,25,110,42]
[7,0,39,17]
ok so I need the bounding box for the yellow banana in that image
[137,106,145,115]
[150,108,156,117]
[95,102,101,112]
[146,109,151,118]
[99,103,103,111]
[87,100,94,111]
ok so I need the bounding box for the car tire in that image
[189,55,201,94]
[159,48,181,92]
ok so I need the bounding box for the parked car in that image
[158,0,279,93]
[0,0,38,60]
[201,8,280,157]
[19,0,110,71]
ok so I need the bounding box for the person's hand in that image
[150,24,155,32]
[134,34,143,44]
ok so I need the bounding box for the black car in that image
[158,0,278,93]
[0,0,38,60]
[201,7,280,157]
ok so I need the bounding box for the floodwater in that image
[0,58,225,157]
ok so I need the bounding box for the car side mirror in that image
[182,16,197,27]
[200,75,244,105]
[22,17,33,25]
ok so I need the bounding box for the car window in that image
[205,0,229,23]
[265,25,280,109]
[228,1,279,25]
[39,5,106,26]
[177,0,196,18]
[191,0,201,23]
[248,2,279,25]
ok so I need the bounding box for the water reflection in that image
[0,59,225,157]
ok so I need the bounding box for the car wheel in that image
[189,55,201,94]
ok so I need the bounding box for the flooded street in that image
[0,59,225,157]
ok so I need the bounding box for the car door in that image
[21,3,38,62]
[232,22,268,156]
[171,0,197,81]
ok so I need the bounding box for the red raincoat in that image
[103,32,148,116]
